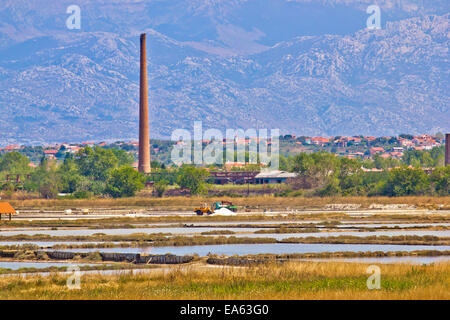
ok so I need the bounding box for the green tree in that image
[337,158,364,195]
[430,166,450,196]
[430,146,445,167]
[151,161,162,169]
[402,148,443,168]
[111,149,134,167]
[0,152,30,173]
[29,163,62,199]
[374,155,401,170]
[75,146,119,180]
[58,156,82,193]
[383,167,430,196]
[176,166,209,195]
[105,166,145,198]
[316,177,341,196]
[278,155,294,171]
[292,152,338,189]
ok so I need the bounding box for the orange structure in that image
[0,202,16,221]
[138,33,151,173]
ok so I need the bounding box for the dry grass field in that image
[1,194,449,301]
[0,261,448,300]
[7,196,450,210]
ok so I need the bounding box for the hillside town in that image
[0,133,445,169]
[0,134,445,171]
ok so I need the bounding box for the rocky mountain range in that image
[0,0,448,145]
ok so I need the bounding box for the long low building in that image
[208,170,297,184]
[254,170,298,184]
[209,171,259,184]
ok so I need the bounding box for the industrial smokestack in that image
[138,33,151,173]
[446,133,450,166]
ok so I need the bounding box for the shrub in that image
[73,190,94,199]
[36,252,49,260]
[383,167,430,196]
[14,250,36,260]
[105,166,145,198]
[176,166,210,195]
[85,251,102,261]
[430,166,450,196]
[316,178,341,196]
[154,180,168,197]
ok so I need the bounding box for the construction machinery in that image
[213,201,238,212]
[194,201,238,216]
[194,203,214,216]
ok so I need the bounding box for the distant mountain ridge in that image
[0,0,448,145]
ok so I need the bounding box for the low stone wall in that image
[9,250,194,265]
[140,254,194,264]
[0,250,16,258]
[99,252,139,262]
[94,252,194,264]
[45,251,87,260]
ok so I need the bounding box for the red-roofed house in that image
[68,146,82,153]
[3,145,20,151]
[334,138,347,147]
[370,147,385,156]
[417,134,433,140]
[347,136,362,144]
[44,149,59,159]
[390,151,404,158]
[400,139,414,148]
[44,149,58,155]
[310,137,330,146]
[421,143,437,150]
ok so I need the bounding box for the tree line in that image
[0,146,448,198]
[0,147,144,198]
[0,147,210,198]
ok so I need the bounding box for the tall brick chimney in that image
[138,33,151,173]
[446,133,450,166]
